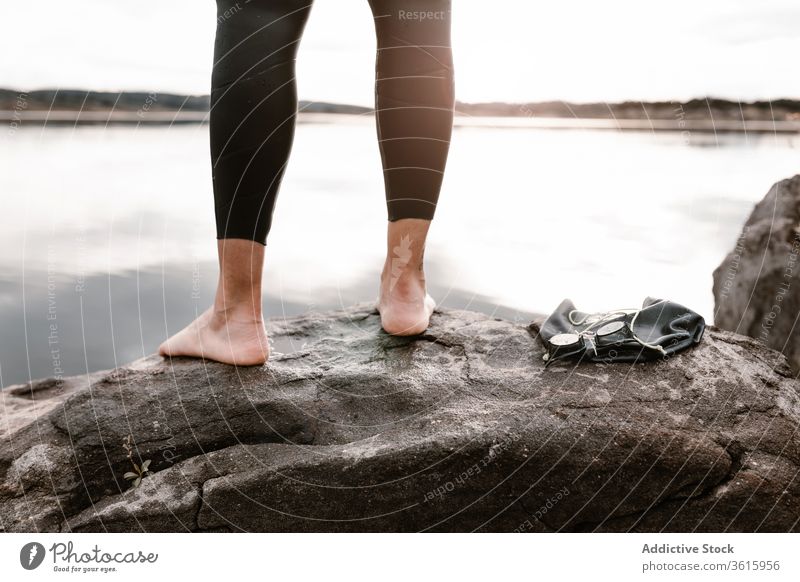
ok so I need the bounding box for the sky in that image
[3,0,799,105]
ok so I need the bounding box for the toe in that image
[158,341,170,357]
[159,334,187,358]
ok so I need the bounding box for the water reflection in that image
[0,262,538,388]
[2,119,799,386]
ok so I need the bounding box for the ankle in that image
[211,303,264,324]
[382,265,423,286]
[381,269,426,297]
[382,254,424,277]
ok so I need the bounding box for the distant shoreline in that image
[3,110,799,134]
[3,88,800,133]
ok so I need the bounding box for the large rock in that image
[1,304,798,532]
[713,175,800,372]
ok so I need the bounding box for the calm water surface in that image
[1,117,798,386]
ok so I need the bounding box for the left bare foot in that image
[158,307,270,365]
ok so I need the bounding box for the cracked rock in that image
[713,174,800,374]
[1,303,799,532]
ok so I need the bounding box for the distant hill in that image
[2,88,799,121]
[0,89,370,115]
[456,98,800,122]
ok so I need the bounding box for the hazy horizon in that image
[3,0,799,105]
[6,87,800,107]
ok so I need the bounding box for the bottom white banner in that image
[1,533,795,581]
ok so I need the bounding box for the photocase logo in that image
[389,234,414,291]
[20,542,46,570]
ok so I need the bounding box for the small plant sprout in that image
[123,459,151,490]
[122,434,151,490]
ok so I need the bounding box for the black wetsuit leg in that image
[368,0,455,222]
[210,0,313,245]
[210,0,454,245]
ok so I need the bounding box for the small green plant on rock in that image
[121,433,152,490]
[123,460,151,489]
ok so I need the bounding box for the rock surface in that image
[1,303,799,532]
[713,175,800,373]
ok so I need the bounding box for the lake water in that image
[1,116,798,387]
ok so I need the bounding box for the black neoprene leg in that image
[210,0,454,245]
[368,0,455,222]
[210,0,313,245]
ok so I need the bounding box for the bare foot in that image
[158,307,270,365]
[377,266,435,336]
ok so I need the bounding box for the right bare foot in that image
[158,307,270,366]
